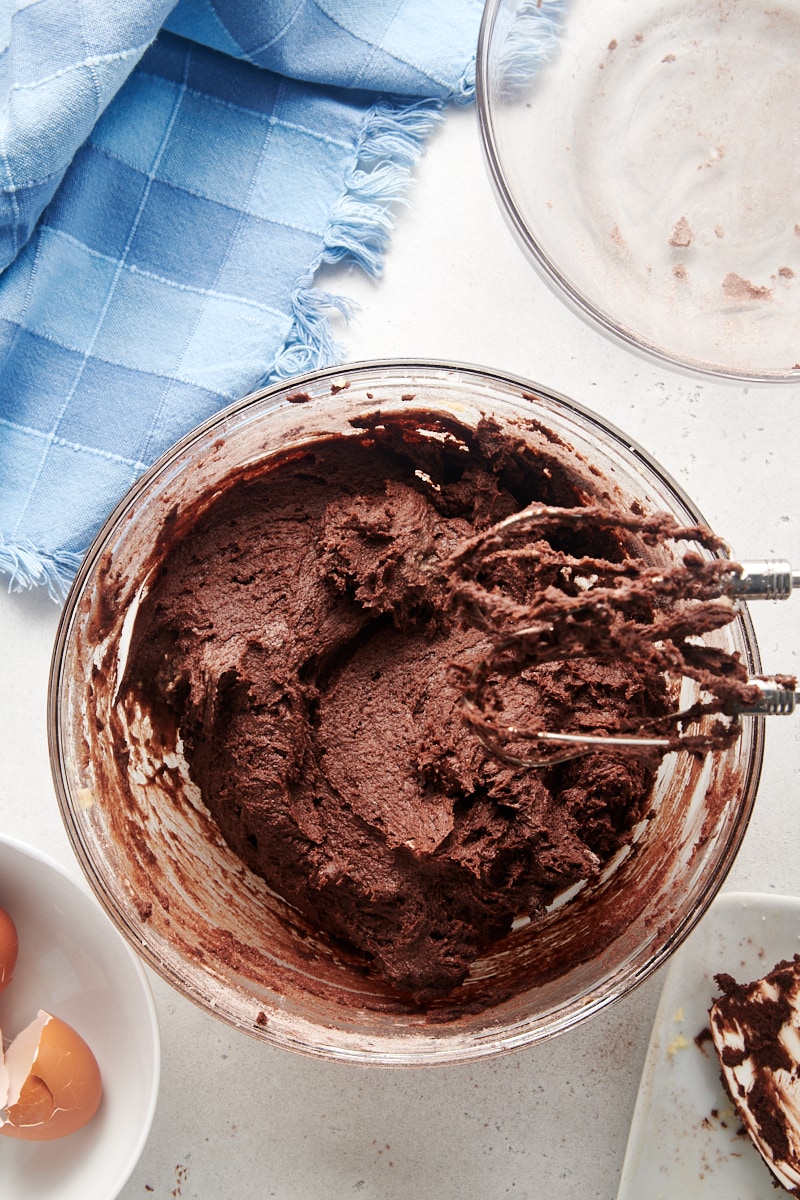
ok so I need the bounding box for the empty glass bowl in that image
[477,0,800,381]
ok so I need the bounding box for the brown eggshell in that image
[0,905,18,992]
[0,1010,102,1141]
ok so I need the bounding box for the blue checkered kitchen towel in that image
[0,0,491,598]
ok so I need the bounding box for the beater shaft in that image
[739,677,799,716]
[730,560,800,600]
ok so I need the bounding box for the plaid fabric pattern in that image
[0,0,495,594]
[163,0,481,95]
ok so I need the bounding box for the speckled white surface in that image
[1,105,799,1200]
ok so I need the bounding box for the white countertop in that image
[2,103,799,1200]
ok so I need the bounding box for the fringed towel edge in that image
[492,0,566,95]
[269,93,446,382]
[1,540,84,602]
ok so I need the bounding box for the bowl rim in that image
[47,358,766,1064]
[0,832,161,1197]
[475,0,800,386]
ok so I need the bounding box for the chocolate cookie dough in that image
[122,410,751,1003]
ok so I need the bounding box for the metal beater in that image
[447,503,798,767]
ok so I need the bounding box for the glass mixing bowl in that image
[48,361,764,1064]
[477,0,800,382]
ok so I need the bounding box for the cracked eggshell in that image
[0,1010,102,1141]
[0,906,18,991]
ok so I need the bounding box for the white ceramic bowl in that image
[477,0,800,382]
[0,835,160,1200]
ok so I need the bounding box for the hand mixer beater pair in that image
[446,502,798,768]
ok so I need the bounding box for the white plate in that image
[618,891,800,1199]
[0,835,160,1200]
